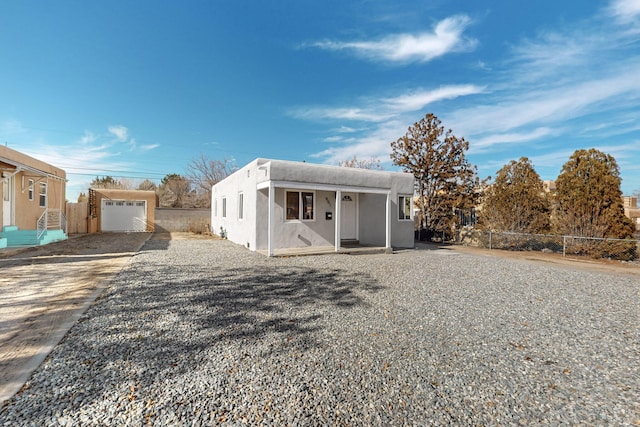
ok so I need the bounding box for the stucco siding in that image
[359,193,386,246]
[212,158,415,254]
[211,160,259,250]
[0,145,66,231]
[270,188,335,249]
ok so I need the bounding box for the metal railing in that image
[453,229,639,261]
[36,209,68,240]
[36,210,47,240]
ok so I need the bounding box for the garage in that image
[101,200,147,232]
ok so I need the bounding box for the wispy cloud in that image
[290,84,484,125]
[471,128,555,153]
[608,0,640,23]
[108,125,128,142]
[309,15,477,64]
[383,85,485,112]
[293,0,640,188]
[79,131,96,145]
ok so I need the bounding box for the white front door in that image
[340,192,357,240]
[2,177,12,227]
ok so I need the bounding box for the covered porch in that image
[256,180,394,257]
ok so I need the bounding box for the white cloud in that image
[323,136,344,143]
[449,66,640,139]
[290,85,484,126]
[289,106,391,123]
[470,128,554,153]
[383,85,485,113]
[108,125,128,142]
[140,144,160,151]
[311,15,477,63]
[608,0,640,23]
[334,126,358,133]
[79,131,96,145]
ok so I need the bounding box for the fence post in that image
[489,231,492,250]
[563,235,566,257]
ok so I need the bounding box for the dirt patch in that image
[0,232,153,405]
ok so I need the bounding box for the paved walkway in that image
[0,233,151,406]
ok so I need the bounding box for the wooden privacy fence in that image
[66,202,88,234]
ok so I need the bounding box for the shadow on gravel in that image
[70,263,385,383]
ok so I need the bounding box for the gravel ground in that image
[1,238,638,426]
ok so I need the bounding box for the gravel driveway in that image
[1,237,638,425]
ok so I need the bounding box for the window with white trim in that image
[214,199,217,217]
[28,179,34,201]
[285,190,314,221]
[398,195,412,220]
[39,182,47,207]
[222,197,227,218]
[238,192,244,220]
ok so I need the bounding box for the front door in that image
[340,192,357,240]
[2,177,12,227]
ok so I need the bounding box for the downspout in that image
[335,190,341,252]
[268,181,274,257]
[385,191,391,253]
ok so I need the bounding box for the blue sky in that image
[2,0,639,201]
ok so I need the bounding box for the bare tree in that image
[136,179,157,191]
[186,154,235,208]
[338,156,383,170]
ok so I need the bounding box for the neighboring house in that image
[211,158,415,256]
[87,188,156,233]
[0,145,67,247]
[623,196,640,232]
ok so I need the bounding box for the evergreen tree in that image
[479,157,550,233]
[554,148,634,239]
[90,176,128,189]
[159,174,192,208]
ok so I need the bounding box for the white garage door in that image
[101,200,147,232]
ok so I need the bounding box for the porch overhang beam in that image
[257,180,389,195]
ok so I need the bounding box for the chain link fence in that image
[452,229,639,261]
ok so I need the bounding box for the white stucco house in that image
[211,158,415,256]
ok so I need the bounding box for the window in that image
[238,192,244,220]
[222,197,227,218]
[286,192,299,220]
[28,179,34,201]
[302,192,314,220]
[214,199,217,217]
[286,191,314,221]
[398,195,412,220]
[39,182,47,207]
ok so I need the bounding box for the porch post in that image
[268,182,275,257]
[335,190,341,252]
[385,191,391,251]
